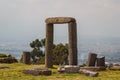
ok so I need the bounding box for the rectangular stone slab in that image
[80,66,106,71]
[45,17,76,24]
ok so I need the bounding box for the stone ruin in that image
[22,17,119,77]
[87,53,105,67]
[45,17,78,68]
[80,53,106,71]
[22,17,78,76]
[58,65,81,73]
[21,51,31,64]
[106,62,120,70]
[57,53,106,77]
[23,68,52,76]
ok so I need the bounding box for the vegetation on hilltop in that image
[30,39,45,64]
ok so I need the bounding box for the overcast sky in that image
[0,0,120,43]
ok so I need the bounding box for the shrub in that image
[0,53,7,58]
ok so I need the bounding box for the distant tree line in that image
[29,38,68,65]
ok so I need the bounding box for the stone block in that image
[45,17,76,24]
[80,66,106,71]
[79,69,99,77]
[97,56,105,67]
[57,65,80,73]
[23,68,52,76]
[109,66,120,70]
[87,53,97,66]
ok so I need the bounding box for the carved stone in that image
[57,65,80,73]
[79,69,99,77]
[22,52,30,64]
[96,56,105,67]
[45,24,53,68]
[45,17,76,24]
[87,53,97,66]
[23,68,52,76]
[45,17,78,68]
[80,66,106,71]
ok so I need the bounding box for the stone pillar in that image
[97,56,105,67]
[45,23,54,68]
[22,52,30,64]
[87,53,97,66]
[68,22,77,65]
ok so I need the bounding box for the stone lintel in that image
[45,17,76,24]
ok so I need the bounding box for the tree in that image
[30,39,44,64]
[30,38,68,65]
[52,43,68,65]
[40,38,45,47]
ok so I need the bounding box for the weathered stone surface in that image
[109,66,120,70]
[113,63,120,66]
[45,24,53,68]
[22,52,30,64]
[57,67,65,73]
[79,69,99,77]
[45,17,78,68]
[23,68,52,76]
[57,65,80,73]
[45,17,76,24]
[105,62,120,69]
[68,22,77,65]
[87,53,97,66]
[105,62,113,68]
[97,56,105,67]
[80,66,106,71]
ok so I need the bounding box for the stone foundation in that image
[109,66,120,70]
[58,65,80,73]
[23,68,52,76]
[80,66,106,71]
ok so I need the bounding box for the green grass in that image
[0,63,120,80]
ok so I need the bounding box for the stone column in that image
[68,22,77,65]
[87,53,97,66]
[97,56,105,67]
[22,52,30,64]
[45,23,54,68]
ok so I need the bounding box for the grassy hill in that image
[0,63,120,80]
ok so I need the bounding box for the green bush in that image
[0,53,7,58]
